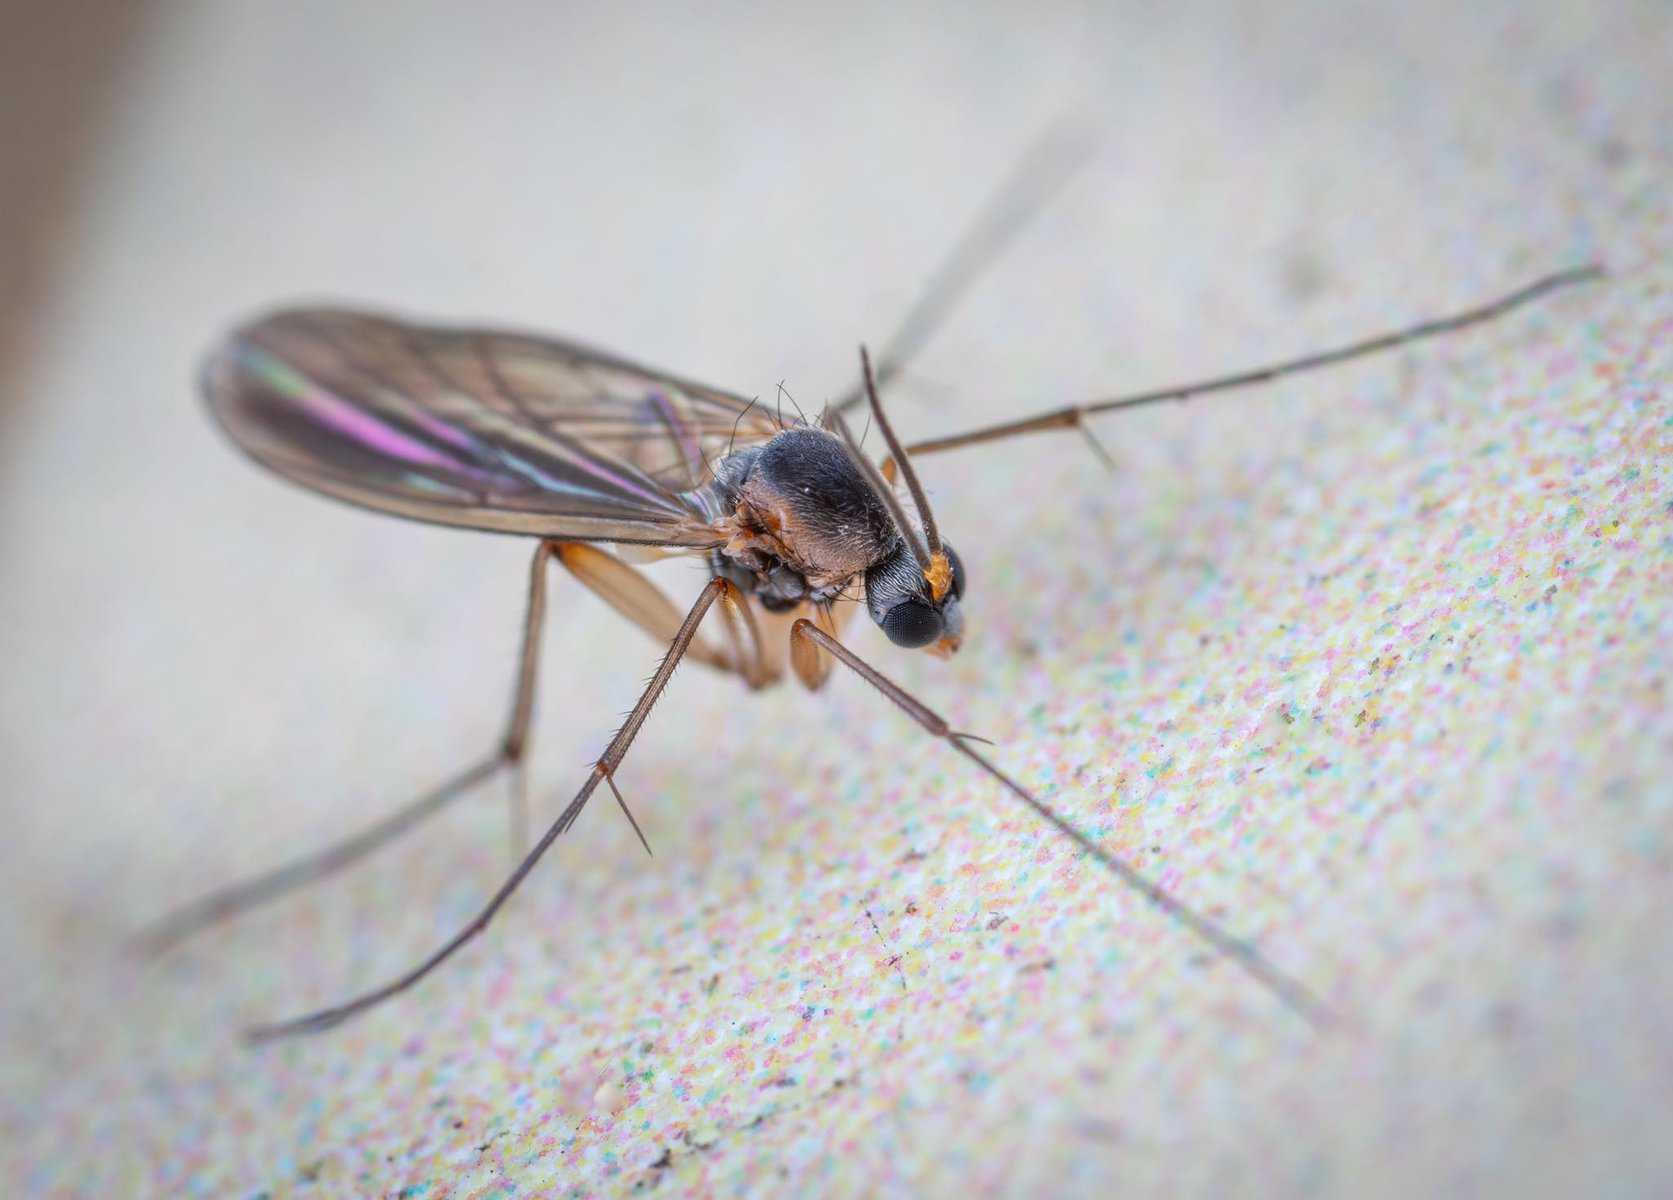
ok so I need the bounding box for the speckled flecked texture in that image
[2,2,1670,1197]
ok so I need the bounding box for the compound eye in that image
[880,599,944,648]
[945,545,966,599]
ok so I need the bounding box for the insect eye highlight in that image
[880,599,944,648]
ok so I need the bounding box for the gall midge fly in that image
[146,142,1602,1039]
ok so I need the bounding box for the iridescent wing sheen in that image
[201,307,785,547]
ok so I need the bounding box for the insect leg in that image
[515,545,743,855]
[554,543,732,673]
[138,540,580,952]
[245,578,730,1040]
[903,264,1605,458]
[829,126,1093,417]
[142,540,750,951]
[787,602,854,691]
[789,618,1330,1027]
[709,581,775,690]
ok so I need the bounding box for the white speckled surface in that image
[3,2,1670,1196]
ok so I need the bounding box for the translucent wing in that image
[202,307,784,547]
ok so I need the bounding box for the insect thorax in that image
[698,426,901,611]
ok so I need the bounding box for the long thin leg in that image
[790,619,1329,1027]
[138,541,568,953]
[141,540,726,953]
[788,601,854,691]
[712,581,775,689]
[554,543,732,672]
[500,540,564,861]
[139,754,510,955]
[829,126,1092,417]
[246,578,730,1041]
[904,264,1604,457]
[506,766,530,863]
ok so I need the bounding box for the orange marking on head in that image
[924,551,953,603]
[927,633,961,659]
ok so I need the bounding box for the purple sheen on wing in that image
[400,399,487,455]
[247,347,478,477]
[496,449,598,498]
[541,440,679,509]
[648,388,703,478]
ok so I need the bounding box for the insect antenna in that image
[859,346,941,554]
[845,346,959,601]
[831,406,931,572]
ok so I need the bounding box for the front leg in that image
[788,619,1328,1027]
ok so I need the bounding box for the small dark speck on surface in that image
[1488,1002,1524,1038]
[1596,137,1632,167]
[1544,911,1585,941]
[1279,246,1331,303]
[679,1129,718,1153]
[1075,1118,1125,1143]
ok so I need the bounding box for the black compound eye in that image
[944,544,966,599]
[880,599,944,648]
